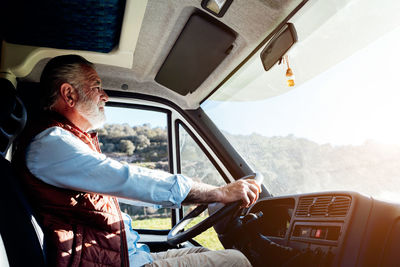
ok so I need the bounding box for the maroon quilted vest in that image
[13,112,129,267]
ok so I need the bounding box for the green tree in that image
[136,134,150,150]
[119,140,135,155]
[102,143,115,153]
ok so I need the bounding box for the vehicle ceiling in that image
[0,0,305,110]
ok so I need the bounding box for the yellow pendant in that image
[284,55,295,87]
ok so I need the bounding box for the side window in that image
[178,123,225,250]
[97,106,171,230]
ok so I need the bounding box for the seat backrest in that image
[0,78,46,266]
[0,79,26,158]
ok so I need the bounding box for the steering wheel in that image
[167,173,263,246]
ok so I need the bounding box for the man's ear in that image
[60,83,79,107]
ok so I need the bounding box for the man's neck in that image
[51,107,92,132]
[64,112,92,132]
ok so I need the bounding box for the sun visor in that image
[155,12,236,96]
[3,0,126,53]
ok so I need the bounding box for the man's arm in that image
[27,127,260,208]
[26,127,192,208]
[183,179,261,208]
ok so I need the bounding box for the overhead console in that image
[248,191,400,266]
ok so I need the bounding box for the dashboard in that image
[247,191,400,266]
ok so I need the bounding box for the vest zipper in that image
[114,197,129,267]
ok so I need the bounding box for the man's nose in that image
[100,89,109,102]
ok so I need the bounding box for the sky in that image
[105,106,167,128]
[202,25,400,146]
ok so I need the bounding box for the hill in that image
[97,124,400,200]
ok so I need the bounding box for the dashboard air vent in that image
[296,195,351,217]
[296,196,314,217]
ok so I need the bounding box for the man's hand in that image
[217,179,261,208]
[183,179,262,208]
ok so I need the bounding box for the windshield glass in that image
[202,0,400,201]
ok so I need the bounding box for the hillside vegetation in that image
[98,124,400,204]
[225,133,400,198]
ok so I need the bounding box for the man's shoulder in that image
[24,111,69,135]
[26,126,93,159]
[15,112,72,150]
[33,126,70,140]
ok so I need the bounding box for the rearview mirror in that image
[260,23,297,71]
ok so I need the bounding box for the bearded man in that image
[14,55,261,267]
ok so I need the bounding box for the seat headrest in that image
[0,78,27,158]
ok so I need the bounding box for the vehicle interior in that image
[1,0,400,266]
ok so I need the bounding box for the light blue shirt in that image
[25,126,193,267]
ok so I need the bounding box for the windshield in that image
[202,0,400,201]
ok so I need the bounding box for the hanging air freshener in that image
[284,55,295,87]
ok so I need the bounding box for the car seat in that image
[0,78,46,266]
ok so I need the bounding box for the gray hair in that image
[40,55,94,110]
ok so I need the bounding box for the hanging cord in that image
[285,55,295,87]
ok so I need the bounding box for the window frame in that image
[106,101,173,173]
[105,93,237,227]
[175,120,232,221]
[104,102,176,228]
[175,120,230,183]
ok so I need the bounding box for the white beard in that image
[76,93,106,130]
